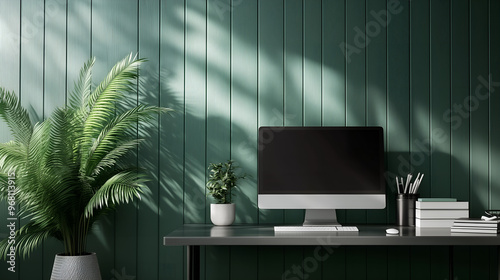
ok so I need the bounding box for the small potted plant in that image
[206,160,245,226]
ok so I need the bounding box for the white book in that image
[416,218,455,228]
[451,226,500,234]
[416,209,469,219]
[453,218,500,228]
[416,201,469,210]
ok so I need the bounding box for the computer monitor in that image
[258,126,386,226]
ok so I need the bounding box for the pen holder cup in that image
[396,194,419,226]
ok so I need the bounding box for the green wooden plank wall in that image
[0,0,499,279]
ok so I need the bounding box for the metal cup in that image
[396,194,419,226]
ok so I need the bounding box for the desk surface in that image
[163,224,500,247]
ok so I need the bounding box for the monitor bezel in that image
[257,126,386,211]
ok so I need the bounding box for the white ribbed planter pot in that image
[210,203,235,226]
[51,252,101,280]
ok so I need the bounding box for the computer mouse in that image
[386,228,399,235]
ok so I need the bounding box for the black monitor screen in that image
[258,126,385,194]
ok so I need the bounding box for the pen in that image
[404,174,412,194]
[413,174,423,194]
[396,177,400,194]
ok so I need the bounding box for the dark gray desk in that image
[163,224,500,280]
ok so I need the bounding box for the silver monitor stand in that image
[303,209,342,227]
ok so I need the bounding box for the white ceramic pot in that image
[210,203,235,226]
[51,252,102,280]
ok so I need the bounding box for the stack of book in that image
[451,218,500,234]
[415,198,469,227]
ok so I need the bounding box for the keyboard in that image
[274,226,359,232]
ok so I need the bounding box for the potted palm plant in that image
[0,53,170,279]
[206,160,245,226]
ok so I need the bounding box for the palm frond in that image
[0,88,33,146]
[69,57,95,111]
[24,121,51,190]
[84,170,148,217]
[91,139,142,176]
[83,105,171,176]
[79,53,145,174]
[45,108,78,169]
[0,172,8,200]
[0,141,26,174]
[84,54,144,135]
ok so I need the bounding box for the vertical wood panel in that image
[0,0,20,99]
[429,2,453,278]
[491,0,500,211]
[365,0,388,237]
[367,0,391,220]
[283,0,304,225]
[231,0,258,225]
[471,247,491,279]
[388,247,410,280]
[345,0,366,225]
[410,0,430,199]
[284,0,303,128]
[0,0,21,146]
[137,0,161,279]
[430,247,449,280]
[366,247,387,280]
[303,0,321,126]
[291,2,319,273]
[230,0,259,278]
[450,0,470,204]
[488,0,500,270]
[258,247,284,280]
[345,0,368,261]
[67,0,91,88]
[231,246,258,280]
[205,0,232,278]
[386,1,410,278]
[322,0,345,127]
[257,0,285,277]
[258,0,284,224]
[346,247,366,280]
[345,0,366,127]
[430,0,451,199]
[159,0,186,278]
[453,247,471,279]
[323,246,346,279]
[44,0,67,115]
[184,0,207,224]
[0,2,20,280]
[387,0,409,223]
[322,0,347,224]
[409,247,431,280]
[19,0,45,278]
[469,0,489,217]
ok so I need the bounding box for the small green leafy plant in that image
[206,160,245,204]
